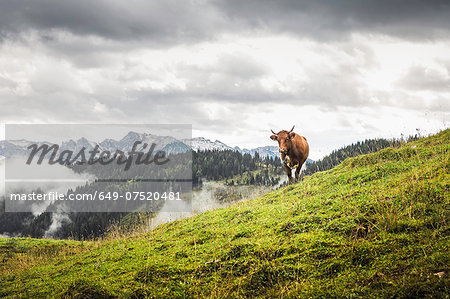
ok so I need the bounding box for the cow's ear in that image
[270,135,277,141]
[289,132,296,138]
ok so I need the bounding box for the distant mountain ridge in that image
[0,132,306,162]
[183,137,233,152]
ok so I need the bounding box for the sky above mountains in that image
[0,1,449,159]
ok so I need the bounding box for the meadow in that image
[0,129,448,298]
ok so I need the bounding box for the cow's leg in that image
[284,164,292,184]
[295,159,307,182]
[295,164,302,182]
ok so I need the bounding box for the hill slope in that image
[1,130,449,298]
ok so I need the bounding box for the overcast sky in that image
[0,0,449,159]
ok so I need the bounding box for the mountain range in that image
[0,131,311,162]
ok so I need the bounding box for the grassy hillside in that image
[1,130,448,298]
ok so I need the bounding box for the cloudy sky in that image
[0,0,449,159]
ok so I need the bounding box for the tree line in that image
[192,150,283,187]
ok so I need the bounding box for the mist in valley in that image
[0,156,95,238]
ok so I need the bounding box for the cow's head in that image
[270,126,296,154]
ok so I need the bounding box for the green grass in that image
[1,129,449,298]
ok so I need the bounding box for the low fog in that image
[2,155,95,237]
[149,181,277,230]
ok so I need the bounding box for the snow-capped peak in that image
[187,137,233,151]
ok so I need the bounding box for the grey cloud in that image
[0,37,444,130]
[0,0,225,44]
[1,0,449,46]
[210,53,269,80]
[39,37,124,69]
[397,65,450,92]
[0,76,17,90]
[107,49,415,114]
[117,53,284,105]
[372,89,447,113]
[215,0,450,41]
[298,63,367,108]
[427,97,450,112]
[0,92,116,123]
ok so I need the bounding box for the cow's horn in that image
[271,129,277,135]
[288,125,295,133]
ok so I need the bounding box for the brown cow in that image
[270,126,309,184]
